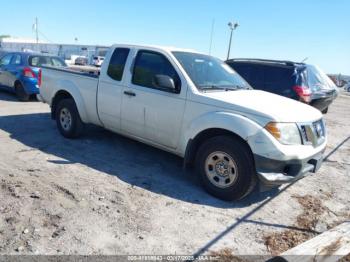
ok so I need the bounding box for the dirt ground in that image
[0,89,349,257]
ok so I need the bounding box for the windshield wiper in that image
[199,85,247,91]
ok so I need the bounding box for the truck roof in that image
[110,44,199,54]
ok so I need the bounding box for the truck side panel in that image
[40,68,101,126]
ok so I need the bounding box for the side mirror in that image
[154,74,176,91]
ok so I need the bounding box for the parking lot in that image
[0,89,349,256]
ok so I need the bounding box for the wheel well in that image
[51,90,73,119]
[184,128,254,168]
[14,80,22,87]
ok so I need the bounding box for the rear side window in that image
[263,66,294,95]
[0,54,13,66]
[248,64,265,89]
[132,51,181,92]
[107,48,130,81]
[11,54,22,65]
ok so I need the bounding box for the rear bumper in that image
[310,91,338,112]
[255,149,325,186]
[22,78,39,95]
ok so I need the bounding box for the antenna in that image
[301,57,308,63]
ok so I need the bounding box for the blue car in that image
[0,52,66,101]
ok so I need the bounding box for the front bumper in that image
[255,149,325,186]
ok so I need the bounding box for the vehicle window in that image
[173,51,249,91]
[228,63,254,85]
[132,51,181,92]
[248,64,265,89]
[107,48,130,81]
[29,56,66,67]
[263,66,294,94]
[306,65,336,91]
[11,54,22,65]
[0,54,13,66]
[51,57,66,67]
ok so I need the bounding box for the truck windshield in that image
[172,51,251,91]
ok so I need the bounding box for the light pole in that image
[227,21,239,60]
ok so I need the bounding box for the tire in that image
[15,82,30,101]
[55,98,84,138]
[322,107,328,114]
[195,135,256,201]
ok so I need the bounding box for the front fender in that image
[52,80,89,123]
[179,111,263,156]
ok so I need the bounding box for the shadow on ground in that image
[0,110,280,208]
[0,88,38,102]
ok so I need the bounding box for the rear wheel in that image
[195,136,256,201]
[15,82,30,101]
[55,98,84,138]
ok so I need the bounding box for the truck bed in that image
[40,66,101,125]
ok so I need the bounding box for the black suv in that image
[226,59,338,113]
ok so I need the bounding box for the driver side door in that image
[121,50,186,149]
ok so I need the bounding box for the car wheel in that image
[55,98,84,138]
[195,135,256,201]
[15,82,30,101]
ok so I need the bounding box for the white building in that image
[0,37,109,62]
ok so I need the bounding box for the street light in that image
[227,21,239,60]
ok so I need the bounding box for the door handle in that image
[124,91,136,97]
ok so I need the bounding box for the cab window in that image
[132,51,181,92]
[107,48,130,81]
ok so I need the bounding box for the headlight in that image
[265,122,302,145]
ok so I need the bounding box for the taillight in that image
[293,85,311,103]
[23,67,35,78]
[23,67,42,87]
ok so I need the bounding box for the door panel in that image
[121,50,186,149]
[97,48,130,131]
[121,86,185,149]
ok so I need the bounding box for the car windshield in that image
[172,51,251,91]
[305,64,336,91]
[29,56,67,68]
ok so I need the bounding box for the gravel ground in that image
[0,89,349,257]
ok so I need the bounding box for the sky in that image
[0,0,349,74]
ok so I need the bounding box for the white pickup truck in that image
[39,44,327,201]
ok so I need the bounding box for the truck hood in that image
[197,90,322,124]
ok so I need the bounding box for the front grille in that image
[299,120,326,147]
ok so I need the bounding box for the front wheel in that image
[55,98,84,138]
[195,136,256,201]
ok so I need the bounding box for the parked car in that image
[74,56,88,66]
[344,82,350,92]
[0,52,67,101]
[92,56,105,67]
[226,59,338,114]
[39,45,326,201]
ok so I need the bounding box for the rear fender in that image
[53,80,89,123]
